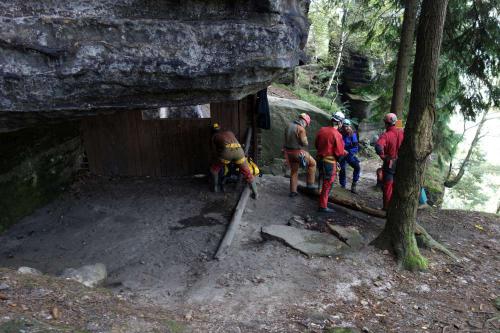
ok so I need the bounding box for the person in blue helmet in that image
[339,119,361,194]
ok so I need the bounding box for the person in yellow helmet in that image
[210,123,258,199]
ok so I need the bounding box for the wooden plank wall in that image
[82,96,256,177]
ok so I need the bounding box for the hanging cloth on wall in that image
[256,88,271,130]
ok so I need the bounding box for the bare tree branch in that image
[444,108,490,188]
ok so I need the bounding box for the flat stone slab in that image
[262,225,352,257]
[326,223,364,249]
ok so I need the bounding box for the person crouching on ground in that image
[315,112,347,213]
[210,123,258,199]
[339,119,361,194]
[283,113,317,197]
[375,113,404,210]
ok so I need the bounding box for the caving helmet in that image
[299,113,311,127]
[331,111,345,124]
[212,122,221,133]
[343,119,352,127]
[384,113,397,126]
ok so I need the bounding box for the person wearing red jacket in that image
[375,113,404,210]
[315,112,347,213]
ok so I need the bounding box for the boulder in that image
[17,266,42,275]
[262,96,332,164]
[61,263,107,287]
[0,1,310,131]
[262,224,351,257]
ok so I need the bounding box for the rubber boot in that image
[306,183,316,190]
[351,182,358,194]
[211,173,220,193]
[318,207,335,213]
[250,180,258,200]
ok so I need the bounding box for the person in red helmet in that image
[375,113,404,210]
[283,113,317,197]
[315,112,347,213]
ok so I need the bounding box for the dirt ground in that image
[0,159,499,332]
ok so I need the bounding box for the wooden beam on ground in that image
[214,186,251,260]
[214,127,253,260]
[297,185,387,219]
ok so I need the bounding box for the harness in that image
[220,156,246,165]
[220,143,245,165]
[283,148,307,168]
[320,155,336,164]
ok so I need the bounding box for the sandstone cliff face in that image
[0,0,310,131]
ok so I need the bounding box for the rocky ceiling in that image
[0,0,310,131]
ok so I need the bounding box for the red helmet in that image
[384,113,397,125]
[299,113,311,127]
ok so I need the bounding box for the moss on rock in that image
[0,122,82,231]
[262,96,332,165]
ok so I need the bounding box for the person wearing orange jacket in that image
[283,113,317,197]
[375,113,404,210]
[315,112,347,213]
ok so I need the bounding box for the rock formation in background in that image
[0,0,310,131]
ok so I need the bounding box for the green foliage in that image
[272,84,342,115]
[306,0,497,201]
[293,88,342,115]
[442,0,499,120]
[446,149,491,210]
[309,0,403,61]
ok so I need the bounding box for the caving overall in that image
[339,130,361,193]
[375,126,404,210]
[210,130,258,198]
[315,126,345,209]
[283,120,316,195]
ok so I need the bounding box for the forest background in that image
[279,0,499,213]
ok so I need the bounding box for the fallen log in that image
[297,186,458,261]
[297,185,387,219]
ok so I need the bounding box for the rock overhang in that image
[0,0,310,131]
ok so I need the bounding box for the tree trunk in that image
[371,0,449,271]
[444,109,489,188]
[390,0,419,119]
[322,4,348,97]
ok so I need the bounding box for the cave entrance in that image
[81,95,260,177]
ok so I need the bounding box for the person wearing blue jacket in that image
[339,119,361,194]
